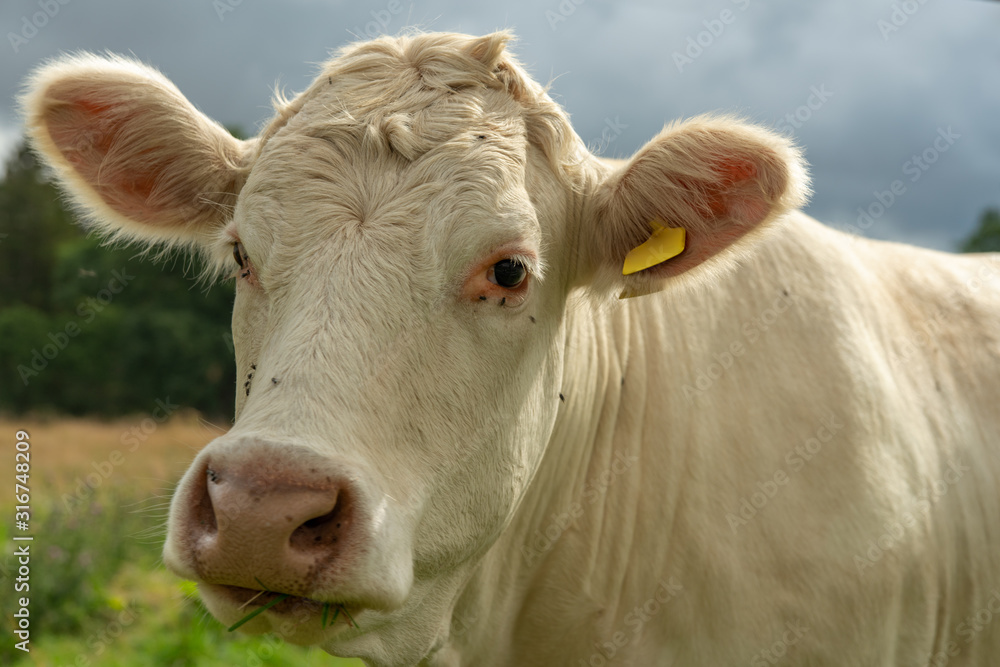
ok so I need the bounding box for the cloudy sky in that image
[2,0,997,251]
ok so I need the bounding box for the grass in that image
[225,578,358,634]
[228,593,291,633]
[0,414,364,666]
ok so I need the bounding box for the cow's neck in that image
[451,293,687,664]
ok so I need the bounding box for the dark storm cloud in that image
[2,0,997,250]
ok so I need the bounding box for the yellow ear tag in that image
[622,223,686,276]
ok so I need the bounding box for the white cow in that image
[23,31,1000,667]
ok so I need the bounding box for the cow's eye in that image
[489,259,527,289]
[233,242,246,268]
[233,241,258,286]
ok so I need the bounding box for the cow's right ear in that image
[21,53,252,248]
[580,115,809,297]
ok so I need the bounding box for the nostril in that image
[302,510,336,530]
[290,491,350,551]
[191,466,219,535]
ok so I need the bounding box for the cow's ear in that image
[21,53,252,248]
[582,116,809,297]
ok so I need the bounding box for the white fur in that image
[23,31,1000,666]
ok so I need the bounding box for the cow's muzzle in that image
[165,436,411,626]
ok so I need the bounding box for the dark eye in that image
[233,241,246,268]
[489,259,527,289]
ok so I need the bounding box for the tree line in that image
[0,143,236,418]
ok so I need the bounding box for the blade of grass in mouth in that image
[323,603,343,629]
[227,593,291,632]
[229,583,361,632]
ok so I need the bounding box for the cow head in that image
[23,32,807,666]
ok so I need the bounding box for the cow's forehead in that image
[255,34,529,171]
[239,99,534,263]
[228,33,586,262]
[232,41,539,280]
[253,83,528,200]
